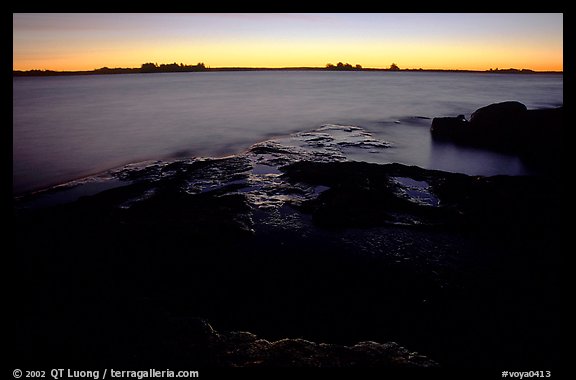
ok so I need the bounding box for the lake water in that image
[13,71,563,194]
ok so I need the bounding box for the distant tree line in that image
[488,67,535,74]
[96,62,207,74]
[325,62,401,71]
[139,62,206,73]
[325,62,363,71]
[13,62,208,76]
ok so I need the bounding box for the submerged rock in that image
[430,114,468,139]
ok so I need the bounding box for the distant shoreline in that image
[13,66,563,77]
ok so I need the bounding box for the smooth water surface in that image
[13,71,563,194]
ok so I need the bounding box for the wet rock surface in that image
[12,124,563,369]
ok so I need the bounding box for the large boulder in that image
[467,101,527,149]
[469,101,527,130]
[431,101,563,162]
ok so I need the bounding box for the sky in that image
[12,13,563,72]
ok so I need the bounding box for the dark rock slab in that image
[280,160,561,231]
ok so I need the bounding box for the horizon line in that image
[13,64,563,75]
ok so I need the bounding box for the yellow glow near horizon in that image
[13,41,564,72]
[12,13,563,72]
[13,37,564,72]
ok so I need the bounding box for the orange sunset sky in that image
[13,13,563,72]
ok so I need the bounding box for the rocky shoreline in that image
[13,114,563,369]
